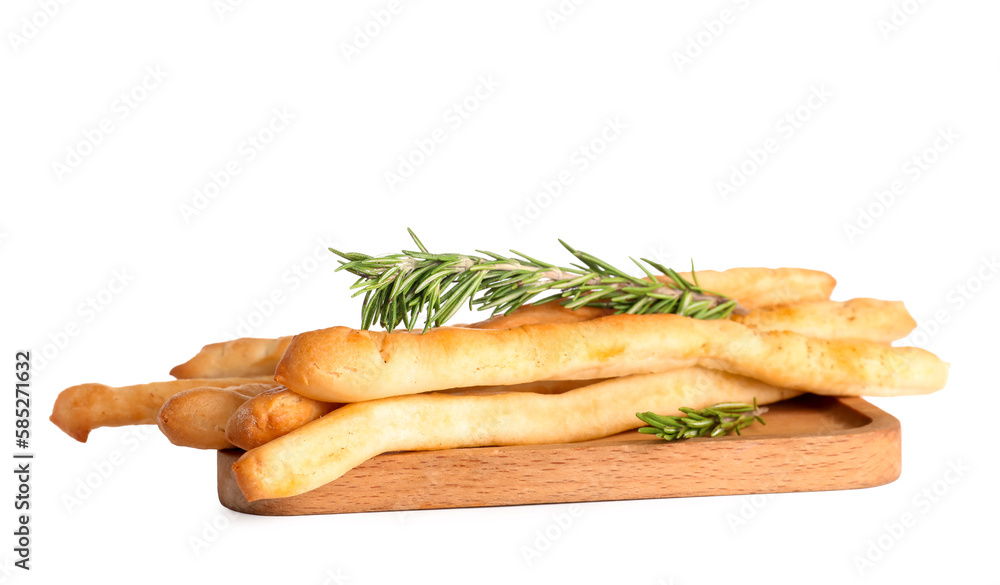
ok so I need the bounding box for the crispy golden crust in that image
[224,379,601,451]
[169,337,293,379]
[666,267,835,310]
[157,383,279,450]
[227,382,282,398]
[731,298,916,344]
[468,267,836,325]
[225,387,340,451]
[478,298,914,345]
[214,297,914,450]
[50,376,273,442]
[170,268,835,381]
[234,368,802,501]
[465,303,611,329]
[276,312,948,402]
[167,303,608,381]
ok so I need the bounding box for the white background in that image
[2,0,997,583]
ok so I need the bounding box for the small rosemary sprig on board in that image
[330,229,746,331]
[636,399,767,441]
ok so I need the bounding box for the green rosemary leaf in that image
[330,230,745,331]
[636,400,768,442]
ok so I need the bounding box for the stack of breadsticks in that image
[50,267,949,502]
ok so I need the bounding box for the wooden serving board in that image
[217,395,900,516]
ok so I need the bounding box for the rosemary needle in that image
[330,229,746,332]
[636,398,767,441]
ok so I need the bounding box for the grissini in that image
[233,368,802,501]
[170,267,835,380]
[462,302,609,329]
[275,313,949,402]
[168,301,609,381]
[474,267,837,313]
[225,298,915,449]
[156,383,280,449]
[225,387,340,451]
[731,298,916,344]
[497,298,915,345]
[661,267,836,310]
[50,376,272,442]
[224,379,600,451]
[170,337,293,379]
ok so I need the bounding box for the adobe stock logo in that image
[340,0,411,63]
[7,0,71,54]
[51,66,168,182]
[520,505,583,565]
[179,107,296,222]
[852,459,971,576]
[383,75,500,192]
[716,84,832,202]
[671,0,754,73]
[876,0,930,40]
[842,125,958,244]
[35,268,135,373]
[510,117,627,233]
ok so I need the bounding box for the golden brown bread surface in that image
[224,379,601,451]
[731,298,916,344]
[156,383,279,449]
[233,368,803,501]
[225,387,340,451]
[497,298,915,345]
[170,337,293,379]
[464,302,611,329]
[171,267,835,380]
[168,302,611,381]
[50,376,272,442]
[664,267,835,309]
[218,297,916,449]
[275,312,948,403]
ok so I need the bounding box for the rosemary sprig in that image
[636,399,767,441]
[330,229,746,331]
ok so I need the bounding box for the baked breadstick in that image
[276,313,949,402]
[169,302,608,380]
[667,267,835,310]
[483,298,914,345]
[233,368,802,501]
[157,383,280,449]
[225,379,599,451]
[170,337,293,379]
[731,298,916,344]
[50,376,272,442]
[226,387,340,451]
[225,298,913,449]
[171,267,834,380]
[464,302,610,329]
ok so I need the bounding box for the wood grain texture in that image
[217,395,900,516]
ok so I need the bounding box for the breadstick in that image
[50,376,272,442]
[225,379,599,451]
[668,267,835,310]
[170,337,293,379]
[473,267,836,312]
[464,302,610,329]
[276,313,948,402]
[156,383,280,449]
[170,267,834,380]
[168,302,607,380]
[731,298,916,344]
[484,297,914,344]
[233,368,802,501]
[226,387,340,451]
[225,297,913,449]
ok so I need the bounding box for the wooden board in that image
[217,395,900,516]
